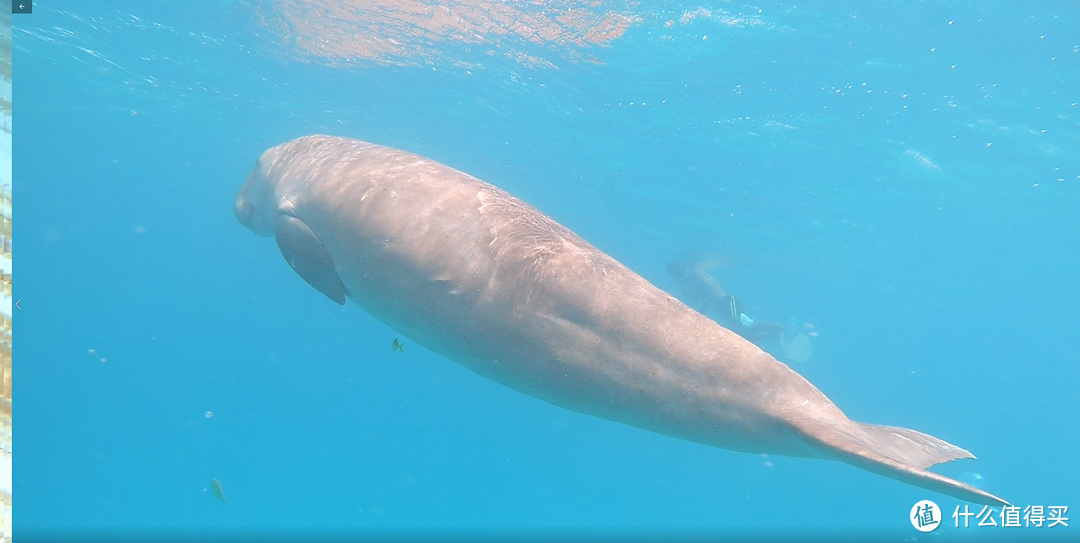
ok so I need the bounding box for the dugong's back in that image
[235,135,1007,507]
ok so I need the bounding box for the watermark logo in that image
[911,500,941,532]
[953,504,1069,529]
[909,501,1070,531]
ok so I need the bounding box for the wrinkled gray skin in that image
[235,135,1007,506]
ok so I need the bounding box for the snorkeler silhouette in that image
[667,257,810,362]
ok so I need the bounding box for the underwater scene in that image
[14,1,1080,541]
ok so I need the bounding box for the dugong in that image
[235,135,1007,506]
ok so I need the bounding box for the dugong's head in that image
[235,135,350,236]
[233,150,280,238]
[234,136,349,305]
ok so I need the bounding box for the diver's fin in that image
[801,420,1008,506]
[273,214,347,305]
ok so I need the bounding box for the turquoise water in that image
[15,1,1079,541]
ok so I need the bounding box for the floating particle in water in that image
[961,472,986,488]
[205,411,213,418]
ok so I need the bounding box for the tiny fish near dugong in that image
[234,135,1007,507]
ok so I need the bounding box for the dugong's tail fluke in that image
[803,420,1009,506]
[854,423,975,469]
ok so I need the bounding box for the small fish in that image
[392,338,405,353]
[211,478,227,503]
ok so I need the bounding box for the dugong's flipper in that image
[272,214,347,305]
[801,419,1009,506]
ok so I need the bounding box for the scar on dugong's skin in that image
[235,135,1007,507]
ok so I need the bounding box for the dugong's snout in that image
[234,197,271,237]
[234,177,273,237]
[234,198,254,226]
